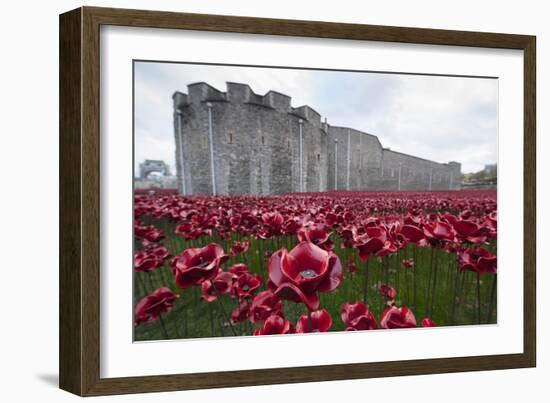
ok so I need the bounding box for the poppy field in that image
[133,190,497,340]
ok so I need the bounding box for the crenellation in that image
[226,82,253,103]
[264,90,291,113]
[172,91,188,111]
[173,82,462,195]
[293,105,321,127]
[187,82,226,103]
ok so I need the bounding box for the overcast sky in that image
[134,61,497,175]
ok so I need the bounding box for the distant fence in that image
[461,178,497,190]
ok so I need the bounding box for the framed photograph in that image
[59,6,536,396]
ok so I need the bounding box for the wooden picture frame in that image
[59,6,536,396]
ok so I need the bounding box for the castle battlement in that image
[292,105,321,127]
[187,82,227,103]
[172,82,462,196]
[182,82,317,117]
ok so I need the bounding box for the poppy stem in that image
[456,271,467,323]
[208,302,215,337]
[184,300,189,338]
[450,266,460,325]
[213,291,237,336]
[136,273,147,296]
[146,272,155,293]
[413,247,417,313]
[363,258,369,305]
[258,240,264,272]
[487,274,497,324]
[404,249,410,306]
[425,247,435,318]
[476,272,481,325]
[429,248,439,319]
[158,314,170,339]
[395,250,400,298]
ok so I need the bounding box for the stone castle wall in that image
[172,82,462,196]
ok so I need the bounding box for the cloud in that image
[134,62,497,175]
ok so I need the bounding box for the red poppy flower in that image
[297,223,333,251]
[422,317,436,327]
[347,261,358,274]
[144,227,165,243]
[341,301,378,330]
[248,290,283,323]
[201,271,234,302]
[253,314,291,336]
[146,244,170,262]
[232,272,263,300]
[282,218,302,235]
[262,212,284,227]
[171,243,227,289]
[268,241,343,311]
[230,239,250,256]
[355,226,396,260]
[231,301,251,324]
[135,287,179,325]
[325,212,339,227]
[402,258,415,269]
[458,247,497,274]
[423,221,455,243]
[296,309,333,333]
[134,251,159,272]
[400,224,425,244]
[379,284,397,300]
[229,263,250,276]
[380,306,417,329]
[446,215,487,244]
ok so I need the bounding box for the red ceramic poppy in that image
[229,263,250,276]
[232,272,263,300]
[146,244,170,262]
[347,261,358,274]
[423,221,455,243]
[230,239,250,256]
[297,223,333,251]
[171,243,227,289]
[422,317,436,327]
[231,301,251,324]
[253,314,291,335]
[458,247,497,274]
[201,271,234,302]
[134,251,159,273]
[144,227,165,243]
[402,258,415,269]
[380,306,417,329]
[135,287,179,325]
[341,301,378,330]
[355,226,397,260]
[248,290,283,324]
[446,215,487,244]
[295,309,333,333]
[400,224,425,244]
[379,284,397,300]
[268,241,343,311]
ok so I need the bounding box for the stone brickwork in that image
[172,82,462,195]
